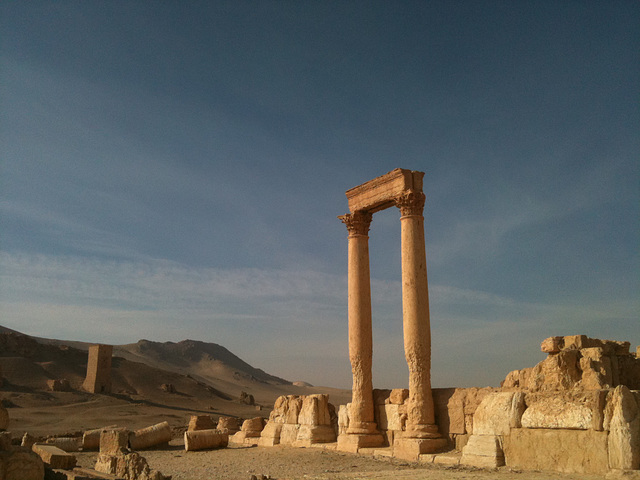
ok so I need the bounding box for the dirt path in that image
[75,443,608,480]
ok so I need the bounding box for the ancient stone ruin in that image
[337,168,445,457]
[82,344,113,394]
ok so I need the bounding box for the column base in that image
[337,433,385,453]
[393,436,449,462]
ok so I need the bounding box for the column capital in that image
[395,190,425,217]
[339,211,373,236]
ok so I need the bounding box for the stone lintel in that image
[345,168,424,214]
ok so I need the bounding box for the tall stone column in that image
[393,190,446,460]
[337,211,383,452]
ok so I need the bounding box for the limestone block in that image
[503,428,609,474]
[564,334,591,350]
[473,392,525,436]
[46,436,82,452]
[393,437,449,462]
[279,424,300,445]
[541,336,564,354]
[521,396,592,429]
[184,429,228,451]
[580,347,613,390]
[294,425,336,446]
[217,416,240,433]
[187,415,216,431]
[460,435,505,468]
[0,450,45,480]
[129,422,171,450]
[96,451,169,480]
[618,355,640,390]
[526,349,581,391]
[604,385,640,470]
[269,395,302,424]
[389,389,409,405]
[0,405,8,431]
[338,404,349,434]
[21,432,36,450]
[376,404,407,431]
[463,387,496,415]
[298,394,331,426]
[240,417,265,436]
[258,422,283,447]
[32,443,77,469]
[83,426,118,450]
[100,429,130,455]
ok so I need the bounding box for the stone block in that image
[298,394,331,426]
[393,437,449,461]
[279,424,300,445]
[337,433,385,453]
[240,417,265,436]
[47,379,72,392]
[216,416,240,433]
[460,434,505,468]
[521,396,592,429]
[604,385,640,470]
[337,404,349,434]
[33,443,77,469]
[372,389,391,406]
[541,336,564,354]
[95,451,168,480]
[389,389,409,405]
[258,423,283,447]
[184,429,228,451]
[82,426,118,451]
[0,450,45,480]
[295,425,336,446]
[345,168,422,213]
[99,429,129,455]
[503,428,609,474]
[187,415,216,431]
[376,404,407,431]
[46,437,82,452]
[473,392,525,436]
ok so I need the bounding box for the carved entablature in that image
[339,211,373,236]
[395,190,425,217]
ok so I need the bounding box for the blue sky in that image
[1,1,638,389]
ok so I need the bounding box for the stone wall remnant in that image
[82,344,113,394]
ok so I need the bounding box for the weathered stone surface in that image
[393,437,449,462]
[298,394,331,426]
[473,392,525,436]
[294,425,336,446]
[184,429,228,451]
[604,385,640,470]
[521,396,592,429]
[0,449,45,480]
[32,443,77,469]
[21,432,36,450]
[187,415,216,432]
[83,344,113,394]
[460,434,505,468]
[257,423,283,447]
[216,416,240,433]
[541,336,564,354]
[268,396,302,424]
[46,436,82,452]
[528,349,582,391]
[389,389,409,405]
[337,404,349,435]
[83,426,118,451]
[129,422,171,450]
[580,347,613,390]
[100,429,129,455]
[503,428,609,474]
[279,424,300,445]
[376,404,407,432]
[240,417,265,436]
[96,451,168,480]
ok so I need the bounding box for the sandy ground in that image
[73,442,610,480]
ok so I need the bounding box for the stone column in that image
[337,211,383,452]
[395,190,440,440]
